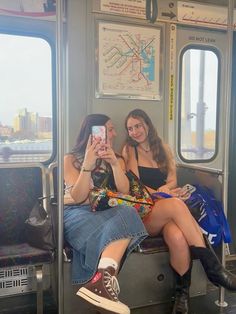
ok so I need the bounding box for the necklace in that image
[139,145,150,153]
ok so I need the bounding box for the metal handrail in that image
[56,0,65,313]
[177,163,223,176]
[216,0,234,308]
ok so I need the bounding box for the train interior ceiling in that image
[1,0,236,313]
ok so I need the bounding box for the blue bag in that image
[185,185,232,247]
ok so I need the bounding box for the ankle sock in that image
[98,257,118,271]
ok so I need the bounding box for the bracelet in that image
[81,166,92,172]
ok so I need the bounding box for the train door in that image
[173,25,228,197]
[174,25,228,167]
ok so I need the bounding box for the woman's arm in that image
[112,156,130,194]
[157,144,177,193]
[64,138,100,203]
[100,146,129,194]
[121,145,129,166]
[121,144,139,177]
[64,154,92,203]
[164,144,177,188]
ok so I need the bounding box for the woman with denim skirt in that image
[64,113,147,314]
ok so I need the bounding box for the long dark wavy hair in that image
[125,109,169,173]
[71,114,110,170]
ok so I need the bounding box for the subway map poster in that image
[97,22,161,100]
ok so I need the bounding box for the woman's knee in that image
[163,222,187,248]
[156,198,189,216]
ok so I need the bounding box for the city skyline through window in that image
[0,33,53,162]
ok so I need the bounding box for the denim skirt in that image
[64,204,148,284]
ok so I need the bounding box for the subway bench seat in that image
[62,235,207,311]
[0,243,53,268]
[119,235,207,308]
[48,163,207,311]
[0,166,55,314]
[0,243,53,298]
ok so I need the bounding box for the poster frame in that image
[95,20,163,100]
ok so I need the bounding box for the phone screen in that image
[91,125,107,153]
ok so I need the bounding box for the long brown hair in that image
[125,109,169,173]
[71,114,110,170]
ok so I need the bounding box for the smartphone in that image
[179,184,196,200]
[181,184,196,194]
[91,125,107,154]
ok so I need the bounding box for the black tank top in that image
[134,146,167,190]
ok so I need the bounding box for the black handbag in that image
[25,198,55,250]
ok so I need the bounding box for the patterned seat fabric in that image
[0,167,54,267]
[0,243,54,267]
[0,168,42,246]
[138,235,168,253]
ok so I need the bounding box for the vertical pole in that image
[196,51,206,159]
[56,0,65,313]
[215,0,234,307]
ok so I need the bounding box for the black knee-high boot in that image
[190,236,236,291]
[171,264,192,314]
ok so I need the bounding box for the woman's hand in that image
[83,136,102,170]
[99,144,118,167]
[169,187,183,197]
[99,144,129,193]
[158,185,171,194]
[170,187,192,200]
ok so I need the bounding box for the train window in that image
[0,33,53,163]
[179,47,219,162]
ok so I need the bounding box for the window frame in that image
[177,44,221,163]
[0,17,56,165]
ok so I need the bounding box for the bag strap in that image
[134,146,139,161]
[151,191,172,200]
[126,170,153,200]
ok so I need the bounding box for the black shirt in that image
[134,146,167,190]
[138,165,167,190]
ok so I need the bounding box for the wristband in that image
[81,166,92,172]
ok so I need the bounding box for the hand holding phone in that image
[91,125,107,155]
[178,184,196,200]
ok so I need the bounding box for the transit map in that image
[98,22,161,100]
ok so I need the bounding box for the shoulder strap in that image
[134,146,139,161]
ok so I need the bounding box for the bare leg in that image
[77,238,132,314]
[144,198,236,292]
[144,198,205,247]
[100,238,131,264]
[162,222,192,314]
[162,222,190,275]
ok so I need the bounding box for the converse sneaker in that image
[77,266,130,314]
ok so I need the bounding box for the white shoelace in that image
[104,271,120,300]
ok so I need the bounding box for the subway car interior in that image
[1,0,236,313]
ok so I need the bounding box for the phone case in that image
[91,126,107,155]
[91,126,106,144]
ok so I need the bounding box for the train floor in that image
[132,261,236,314]
[0,286,236,314]
[132,258,236,314]
[131,287,236,314]
[89,284,236,314]
[1,263,236,314]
